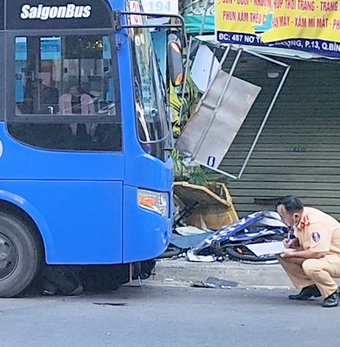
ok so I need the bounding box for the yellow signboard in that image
[215,0,340,57]
[215,0,270,36]
[262,0,340,44]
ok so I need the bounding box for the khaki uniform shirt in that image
[293,207,340,259]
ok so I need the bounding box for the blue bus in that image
[0,0,182,297]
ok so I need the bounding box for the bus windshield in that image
[130,26,169,150]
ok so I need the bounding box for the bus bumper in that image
[122,185,172,263]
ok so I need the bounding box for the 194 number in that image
[148,1,171,12]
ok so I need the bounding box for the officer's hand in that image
[283,238,294,249]
[280,247,297,259]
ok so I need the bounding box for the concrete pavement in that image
[2,285,340,347]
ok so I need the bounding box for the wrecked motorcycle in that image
[189,211,289,262]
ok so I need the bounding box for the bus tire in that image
[0,212,41,297]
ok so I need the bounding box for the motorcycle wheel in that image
[224,246,278,262]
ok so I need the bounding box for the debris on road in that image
[191,276,238,289]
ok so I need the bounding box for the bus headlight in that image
[138,189,169,219]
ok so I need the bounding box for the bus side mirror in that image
[167,34,183,87]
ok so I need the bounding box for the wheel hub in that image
[0,234,18,278]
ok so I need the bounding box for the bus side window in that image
[8,35,122,152]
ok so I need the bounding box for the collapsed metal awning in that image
[194,35,339,61]
[175,36,291,180]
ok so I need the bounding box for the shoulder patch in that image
[311,232,321,243]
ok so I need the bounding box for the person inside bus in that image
[22,78,59,114]
[59,85,97,139]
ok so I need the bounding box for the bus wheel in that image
[0,212,41,297]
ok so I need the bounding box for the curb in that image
[150,258,294,288]
[151,258,340,289]
[143,278,293,291]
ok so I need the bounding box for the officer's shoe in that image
[322,288,340,308]
[288,285,321,300]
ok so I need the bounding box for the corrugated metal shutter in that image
[215,51,340,220]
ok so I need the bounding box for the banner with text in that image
[215,0,271,45]
[215,0,340,58]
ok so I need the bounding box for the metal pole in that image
[191,48,243,161]
[193,44,231,115]
[178,36,193,126]
[201,163,238,180]
[237,64,291,178]
[129,263,133,284]
[206,47,217,89]
[119,11,186,28]
[199,0,210,36]
[214,49,243,109]
[243,48,289,67]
